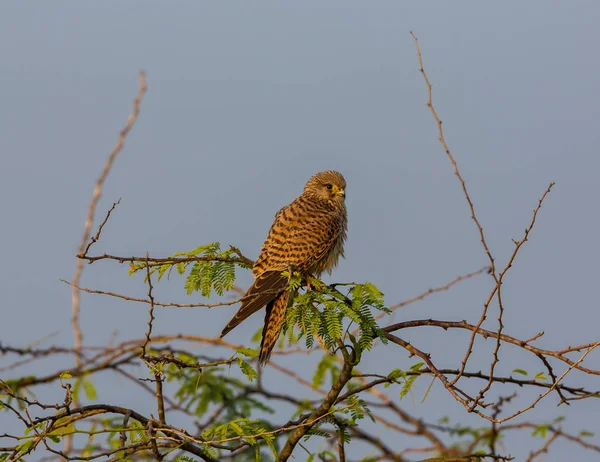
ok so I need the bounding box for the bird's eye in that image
[326,184,333,190]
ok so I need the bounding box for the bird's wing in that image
[257,198,340,273]
[220,269,288,337]
[221,196,344,339]
[252,204,290,277]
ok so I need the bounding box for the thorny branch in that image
[71,71,147,369]
[408,32,561,416]
[66,71,146,457]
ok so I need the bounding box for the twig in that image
[81,199,121,258]
[384,319,600,376]
[78,252,253,267]
[141,255,156,358]
[498,343,599,422]
[410,31,501,389]
[387,266,490,311]
[410,31,496,274]
[71,71,147,370]
[68,70,147,462]
[472,182,555,407]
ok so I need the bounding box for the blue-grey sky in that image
[1,2,599,460]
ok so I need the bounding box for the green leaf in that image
[410,361,425,372]
[237,347,259,359]
[50,423,76,436]
[263,433,278,458]
[534,372,548,381]
[83,378,97,401]
[312,355,339,388]
[348,333,362,363]
[16,439,34,455]
[512,368,528,376]
[399,375,418,400]
[532,424,549,438]
[131,242,250,298]
[580,430,595,437]
[251,327,263,343]
[387,368,405,381]
[59,371,72,379]
[237,358,258,382]
[229,421,245,436]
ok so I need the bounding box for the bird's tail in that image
[258,291,290,366]
[220,270,288,338]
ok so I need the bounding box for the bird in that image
[220,170,348,366]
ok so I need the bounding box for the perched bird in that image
[220,170,348,365]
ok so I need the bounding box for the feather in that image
[258,291,289,365]
[220,270,288,337]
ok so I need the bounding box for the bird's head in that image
[304,170,346,203]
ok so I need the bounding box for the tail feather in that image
[220,270,287,338]
[258,292,289,366]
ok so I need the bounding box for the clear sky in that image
[1,2,599,461]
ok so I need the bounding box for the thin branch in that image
[473,182,555,406]
[384,319,600,376]
[277,350,357,461]
[67,72,147,457]
[410,31,503,390]
[71,71,147,368]
[387,266,490,311]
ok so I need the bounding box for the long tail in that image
[220,270,287,338]
[258,291,289,366]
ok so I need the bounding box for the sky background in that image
[1,1,599,461]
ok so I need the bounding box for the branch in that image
[277,350,357,461]
[71,71,147,366]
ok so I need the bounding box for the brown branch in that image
[277,349,357,461]
[71,71,147,367]
[349,370,597,398]
[78,252,253,267]
[384,333,480,413]
[418,456,512,462]
[387,266,490,311]
[81,199,121,258]
[499,343,599,422]
[526,431,560,462]
[410,31,496,276]
[384,319,600,376]
[139,256,167,426]
[66,72,146,456]
[410,30,500,389]
[385,323,599,423]
[472,182,555,407]
[337,424,346,462]
[141,255,156,358]
[61,278,285,309]
[61,279,244,308]
[31,404,217,462]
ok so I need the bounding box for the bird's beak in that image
[338,189,345,198]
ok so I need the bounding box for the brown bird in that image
[220,171,348,365]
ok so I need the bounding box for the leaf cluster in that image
[129,242,251,297]
[285,282,390,353]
